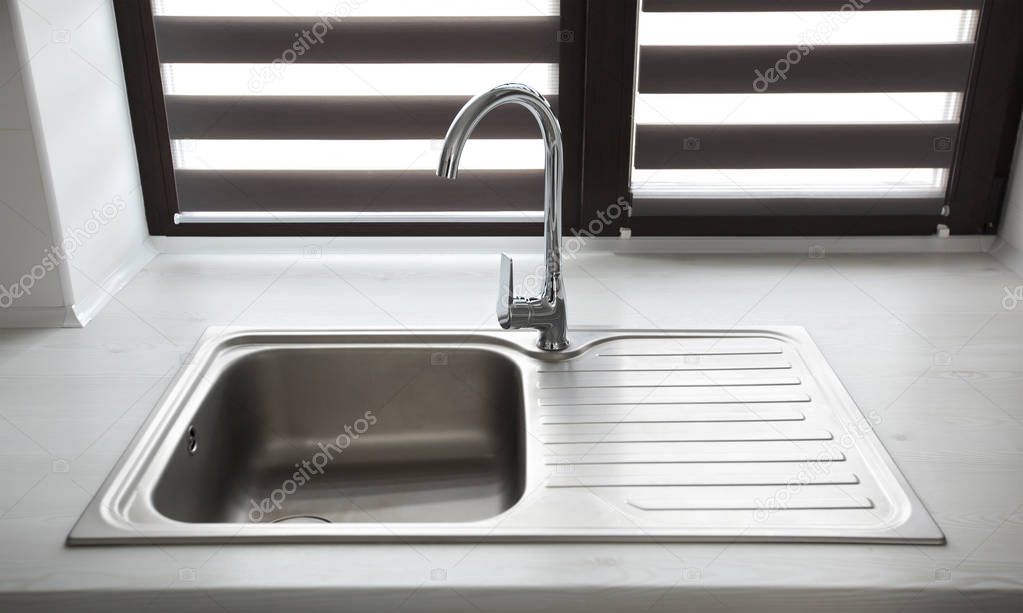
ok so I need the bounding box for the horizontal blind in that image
[631,0,981,217]
[151,0,561,222]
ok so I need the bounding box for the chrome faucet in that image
[437,83,569,351]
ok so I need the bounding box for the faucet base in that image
[538,334,569,352]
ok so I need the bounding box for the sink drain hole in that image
[271,515,332,524]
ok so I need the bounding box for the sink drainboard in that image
[532,334,928,541]
[68,327,943,545]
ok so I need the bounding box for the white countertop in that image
[1,251,1021,612]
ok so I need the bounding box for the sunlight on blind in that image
[162,64,559,97]
[156,2,559,189]
[633,169,949,199]
[172,139,546,171]
[154,0,559,17]
[631,7,978,202]
[635,93,962,125]
[638,10,977,46]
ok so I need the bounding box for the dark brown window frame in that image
[116,0,1021,238]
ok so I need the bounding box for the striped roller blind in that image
[150,0,562,224]
[631,0,982,217]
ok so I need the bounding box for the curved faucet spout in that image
[437,84,568,351]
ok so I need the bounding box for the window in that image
[116,0,1021,236]
[577,0,1021,236]
[115,0,583,235]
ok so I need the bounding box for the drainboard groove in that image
[546,473,861,488]
[537,366,794,373]
[626,497,875,512]
[541,415,806,425]
[542,451,848,465]
[538,381,803,390]
[596,351,784,357]
[539,406,808,425]
[542,430,834,444]
[539,398,812,407]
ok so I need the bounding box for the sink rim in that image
[74,328,546,540]
[68,326,945,546]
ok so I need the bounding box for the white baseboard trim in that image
[150,235,997,256]
[991,239,1023,278]
[66,240,158,327]
[0,306,74,328]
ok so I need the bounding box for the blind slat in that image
[174,170,544,213]
[642,0,982,11]
[634,124,959,169]
[165,95,559,139]
[154,16,561,63]
[639,45,974,94]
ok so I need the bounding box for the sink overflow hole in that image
[186,425,198,455]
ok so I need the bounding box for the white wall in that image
[7,0,153,326]
[0,0,70,325]
[994,119,1023,276]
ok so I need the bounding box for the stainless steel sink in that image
[69,327,944,544]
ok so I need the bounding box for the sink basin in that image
[153,346,525,524]
[69,327,944,544]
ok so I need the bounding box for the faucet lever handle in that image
[497,254,515,329]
